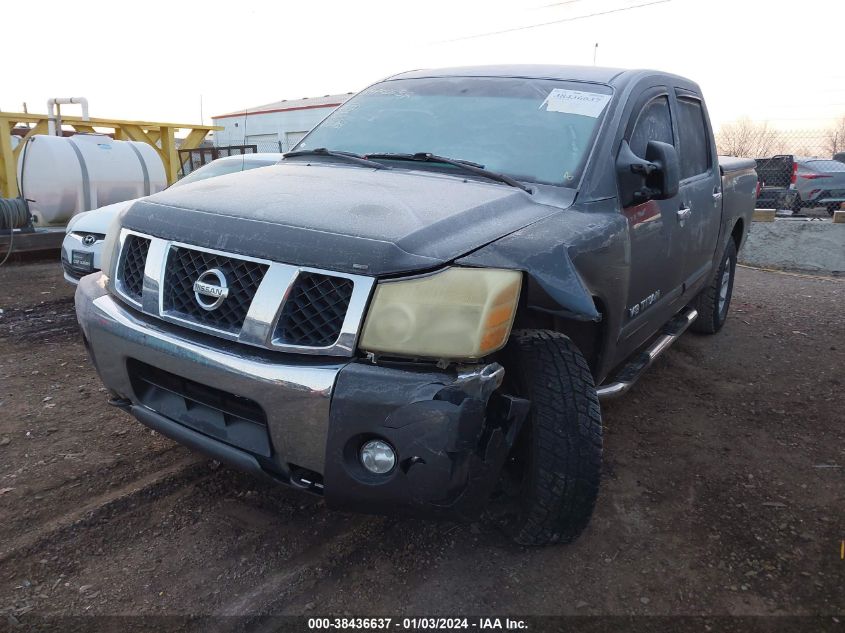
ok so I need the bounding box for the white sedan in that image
[61,153,284,284]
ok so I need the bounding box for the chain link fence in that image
[178,144,261,177]
[212,139,302,155]
[251,140,294,153]
[715,117,845,160]
[719,117,845,214]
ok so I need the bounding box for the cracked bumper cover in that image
[75,273,528,519]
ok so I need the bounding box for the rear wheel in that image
[690,239,737,334]
[493,330,602,546]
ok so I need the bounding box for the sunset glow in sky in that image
[2,0,842,133]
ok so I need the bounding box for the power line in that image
[444,0,672,42]
[536,0,588,8]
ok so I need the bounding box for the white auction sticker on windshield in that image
[540,89,611,117]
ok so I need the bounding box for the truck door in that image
[618,88,686,349]
[672,90,721,295]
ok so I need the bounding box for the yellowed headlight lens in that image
[360,267,522,360]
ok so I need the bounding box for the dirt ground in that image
[0,261,843,627]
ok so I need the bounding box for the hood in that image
[120,163,570,276]
[67,199,137,234]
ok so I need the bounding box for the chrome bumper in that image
[75,273,345,475]
[76,274,526,517]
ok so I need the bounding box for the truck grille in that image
[112,230,373,356]
[274,273,354,347]
[121,235,150,301]
[162,247,268,334]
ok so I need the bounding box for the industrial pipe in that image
[47,97,89,136]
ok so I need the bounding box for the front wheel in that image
[494,330,602,546]
[690,239,737,334]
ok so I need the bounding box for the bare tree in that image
[715,118,785,157]
[824,116,845,157]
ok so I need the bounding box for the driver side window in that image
[629,96,674,158]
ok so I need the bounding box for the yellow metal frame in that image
[0,112,221,198]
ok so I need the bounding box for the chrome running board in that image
[596,307,698,401]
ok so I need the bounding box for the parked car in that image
[61,153,284,283]
[75,66,756,545]
[790,157,845,214]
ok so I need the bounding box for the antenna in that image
[593,42,598,65]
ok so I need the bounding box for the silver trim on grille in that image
[113,230,147,311]
[113,228,375,357]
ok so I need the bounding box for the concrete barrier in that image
[739,218,845,275]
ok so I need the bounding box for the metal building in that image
[211,93,353,153]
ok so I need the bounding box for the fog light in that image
[360,439,396,474]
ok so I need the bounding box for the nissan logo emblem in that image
[193,268,229,311]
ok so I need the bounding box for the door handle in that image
[712,190,723,201]
[677,207,691,227]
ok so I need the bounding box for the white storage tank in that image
[17,133,166,226]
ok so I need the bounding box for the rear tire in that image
[690,239,737,335]
[496,330,602,546]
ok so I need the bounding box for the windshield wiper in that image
[284,148,387,170]
[364,152,532,193]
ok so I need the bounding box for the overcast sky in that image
[2,0,842,133]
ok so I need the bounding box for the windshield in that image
[296,77,612,186]
[173,158,269,188]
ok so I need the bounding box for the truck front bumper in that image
[75,274,527,519]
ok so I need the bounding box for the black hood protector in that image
[120,163,569,276]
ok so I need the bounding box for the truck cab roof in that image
[386,65,701,93]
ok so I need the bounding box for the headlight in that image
[359,267,521,360]
[99,216,124,280]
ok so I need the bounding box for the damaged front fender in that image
[456,209,614,323]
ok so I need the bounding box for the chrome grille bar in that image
[112,228,374,357]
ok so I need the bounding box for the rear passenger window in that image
[629,96,673,159]
[676,97,710,178]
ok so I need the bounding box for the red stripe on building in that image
[212,103,343,120]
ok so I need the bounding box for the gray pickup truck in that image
[75,66,756,546]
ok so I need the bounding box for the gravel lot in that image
[0,262,842,627]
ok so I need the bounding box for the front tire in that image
[496,330,602,546]
[690,239,737,334]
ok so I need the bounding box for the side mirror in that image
[616,140,680,207]
[645,140,680,201]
